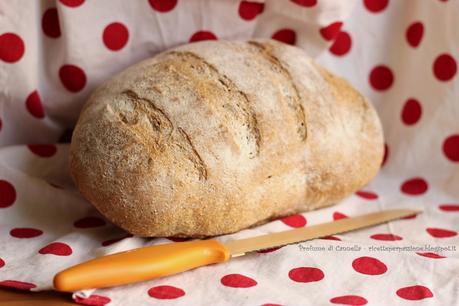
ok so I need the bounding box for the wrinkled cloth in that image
[1,0,458,305]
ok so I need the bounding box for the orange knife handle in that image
[53,239,230,292]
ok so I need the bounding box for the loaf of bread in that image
[70,39,383,237]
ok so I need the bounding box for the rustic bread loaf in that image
[69,39,384,237]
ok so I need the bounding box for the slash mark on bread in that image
[120,90,208,180]
[167,51,261,159]
[248,41,307,141]
[177,128,208,180]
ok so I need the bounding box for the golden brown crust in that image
[69,40,384,237]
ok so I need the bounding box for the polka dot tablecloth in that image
[1,0,458,305]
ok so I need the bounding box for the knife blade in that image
[54,209,419,292]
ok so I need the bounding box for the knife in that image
[53,209,419,292]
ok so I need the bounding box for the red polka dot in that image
[148,285,185,299]
[189,31,218,43]
[221,274,257,288]
[352,256,387,275]
[25,91,45,119]
[288,267,324,283]
[148,0,177,12]
[238,1,264,21]
[364,0,388,13]
[329,31,352,56]
[0,280,36,291]
[59,64,86,92]
[28,144,57,157]
[0,118,2,131]
[333,212,348,220]
[439,204,459,212]
[416,252,446,259]
[74,216,106,228]
[74,294,111,306]
[426,227,457,238]
[433,53,457,81]
[10,228,43,238]
[271,29,296,45]
[443,135,459,162]
[59,0,84,7]
[42,8,61,38]
[330,295,368,305]
[401,98,422,125]
[396,285,433,300]
[382,143,389,166]
[39,242,73,256]
[320,235,341,241]
[0,33,25,63]
[400,177,428,195]
[0,258,5,268]
[0,180,16,208]
[101,234,133,246]
[257,246,282,253]
[355,190,378,200]
[320,22,343,41]
[406,22,423,48]
[370,233,402,241]
[281,214,306,228]
[291,0,317,7]
[103,22,129,51]
[369,65,394,91]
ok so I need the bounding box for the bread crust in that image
[69,40,384,237]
